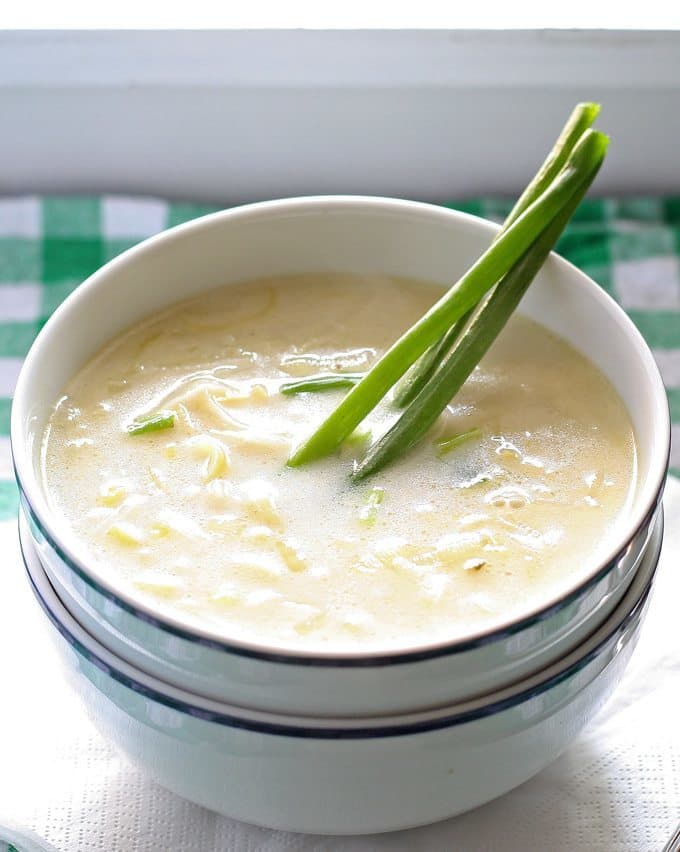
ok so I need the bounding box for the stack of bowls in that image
[11,198,671,834]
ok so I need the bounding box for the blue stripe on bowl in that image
[20,514,661,740]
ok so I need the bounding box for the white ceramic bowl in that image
[19,508,663,834]
[0,820,58,852]
[11,197,670,716]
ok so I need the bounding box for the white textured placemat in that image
[0,479,678,852]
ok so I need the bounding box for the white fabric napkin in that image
[0,479,678,852]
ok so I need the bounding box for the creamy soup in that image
[41,274,637,651]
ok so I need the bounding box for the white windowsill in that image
[0,29,679,200]
[1,30,679,89]
[4,0,680,30]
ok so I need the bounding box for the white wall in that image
[1,30,679,202]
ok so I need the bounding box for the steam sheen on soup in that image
[41,274,637,651]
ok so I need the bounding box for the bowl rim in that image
[0,819,59,852]
[11,195,672,664]
[20,508,663,738]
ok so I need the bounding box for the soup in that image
[41,273,637,651]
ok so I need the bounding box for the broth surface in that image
[42,274,637,651]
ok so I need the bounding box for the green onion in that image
[288,126,608,469]
[127,410,176,436]
[393,102,600,409]
[359,486,385,526]
[393,309,473,408]
[280,373,364,395]
[436,427,482,458]
[504,102,601,230]
[352,147,605,480]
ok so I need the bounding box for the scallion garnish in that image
[288,104,608,479]
[393,102,601,409]
[359,486,385,526]
[436,427,482,458]
[127,410,176,436]
[353,176,599,480]
[280,373,364,395]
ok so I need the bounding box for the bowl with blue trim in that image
[19,506,663,834]
[11,197,670,715]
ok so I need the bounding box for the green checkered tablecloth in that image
[0,195,678,521]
